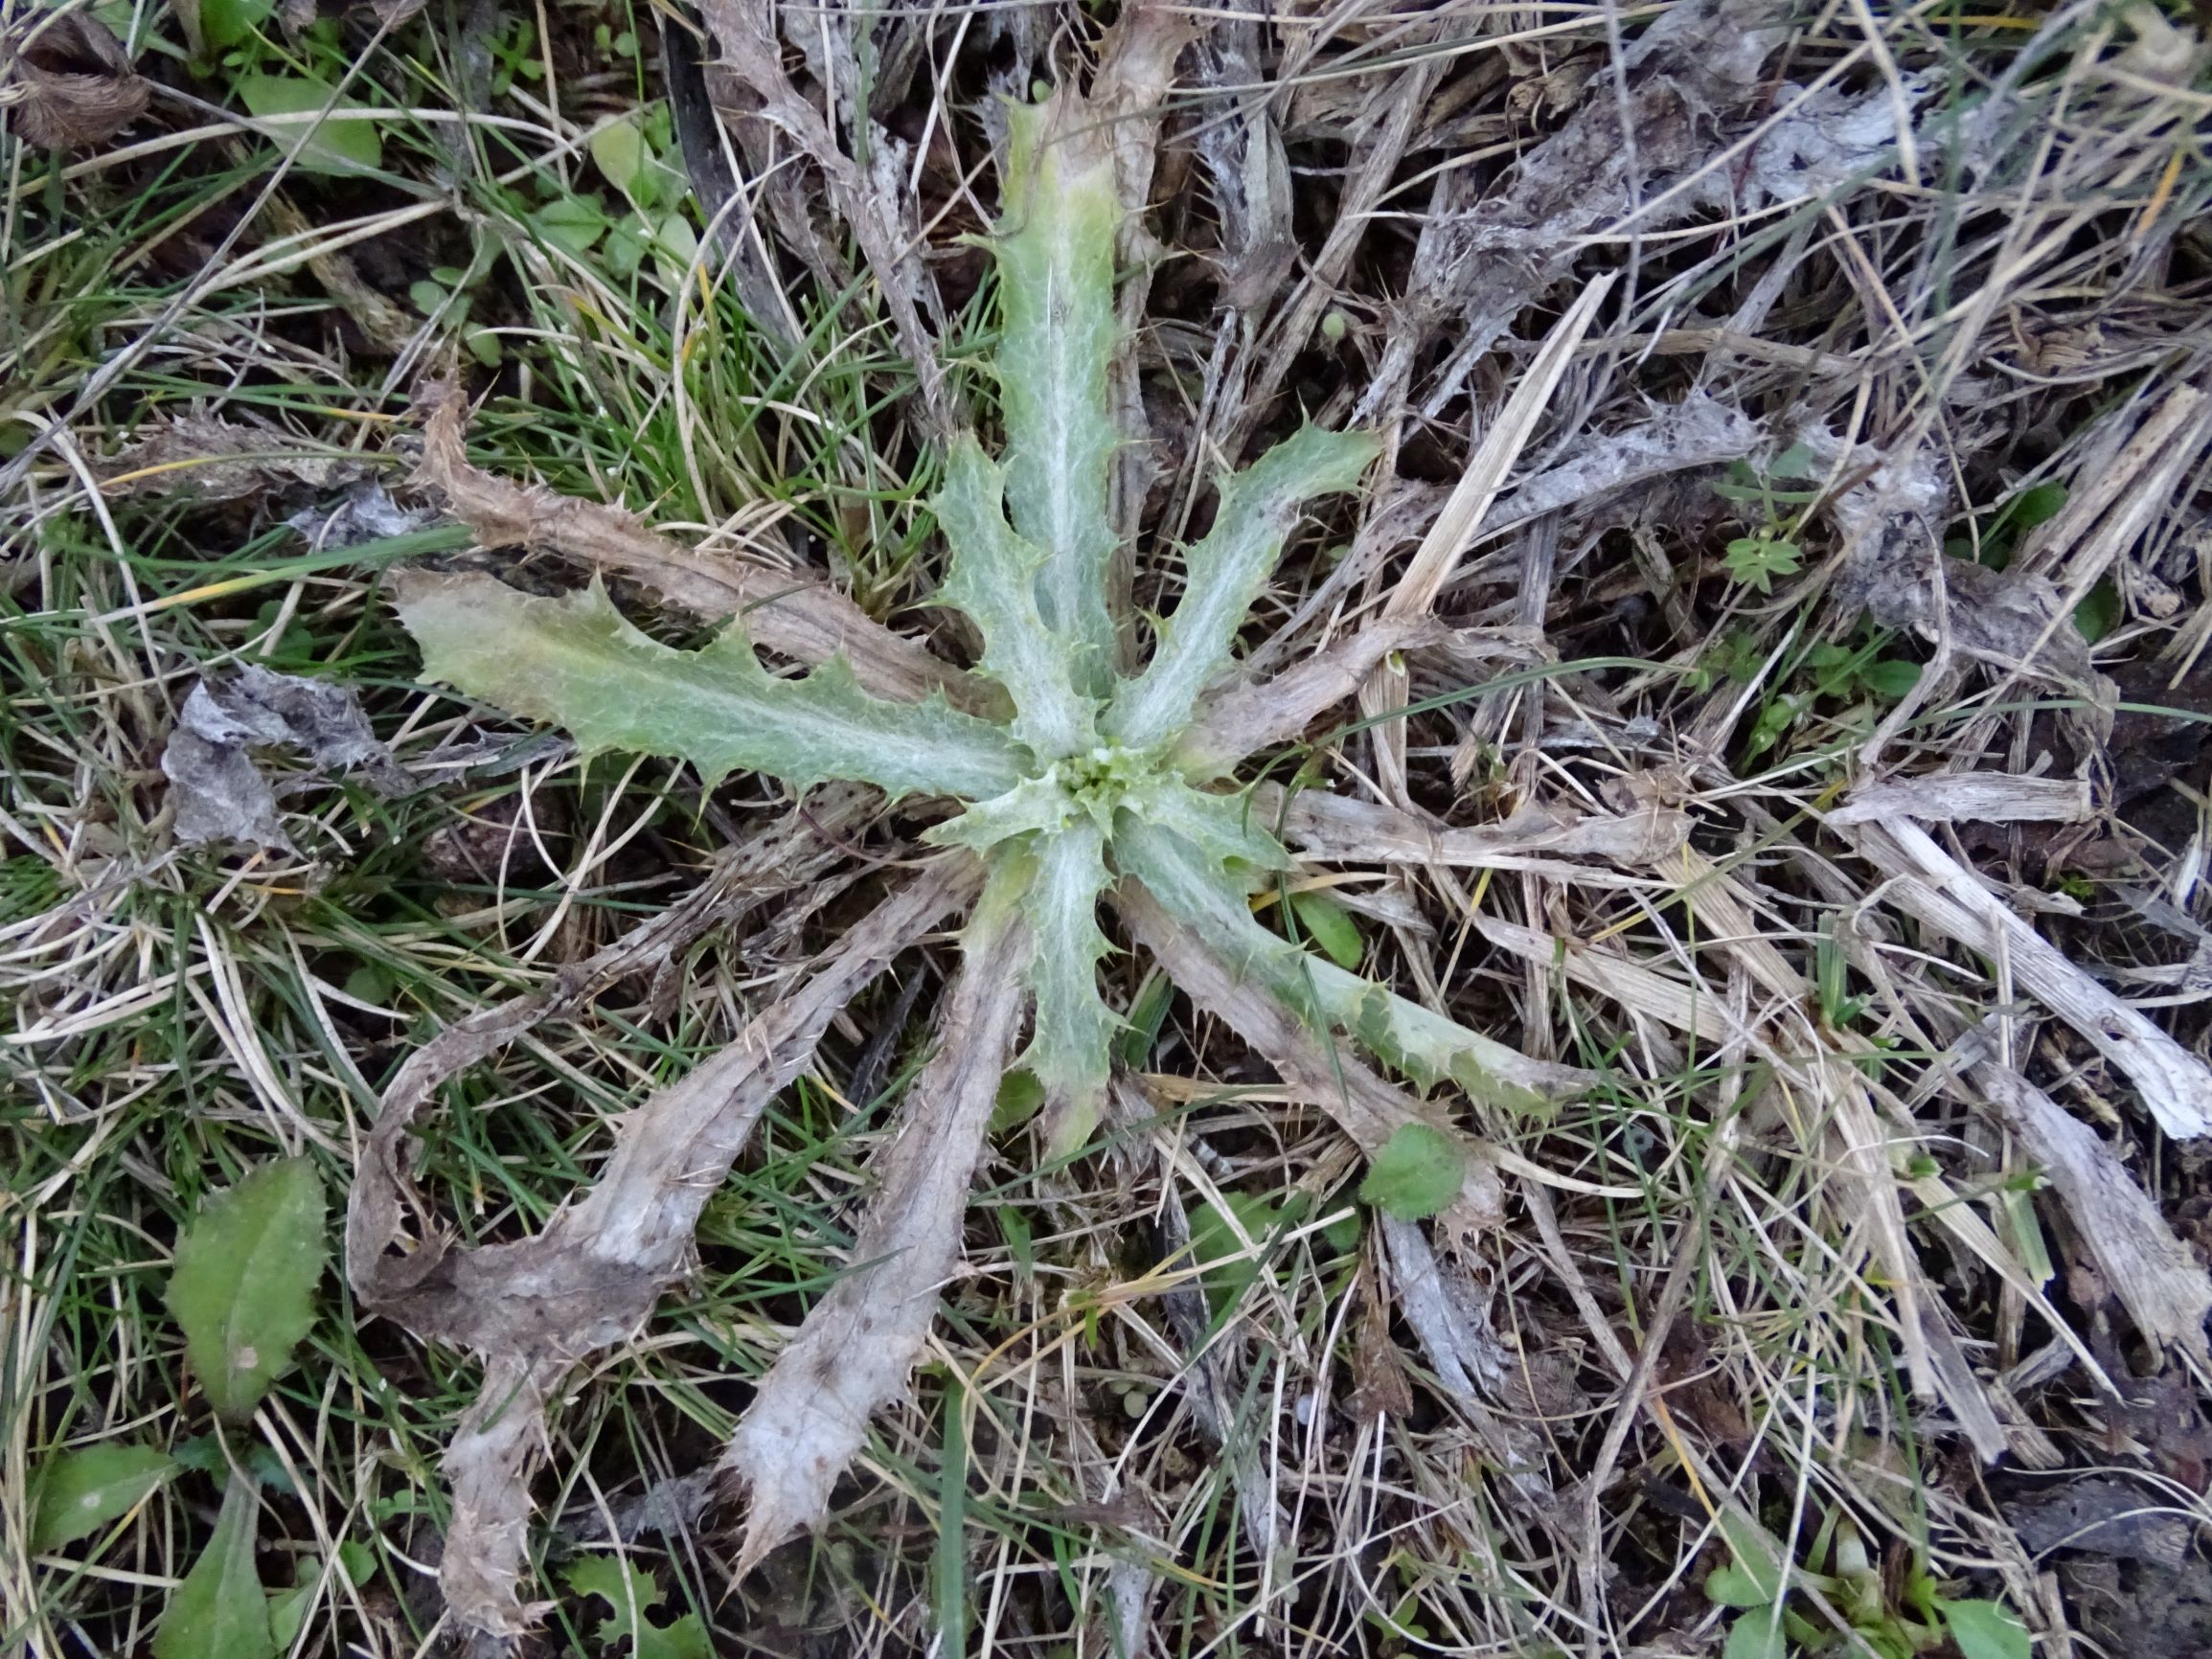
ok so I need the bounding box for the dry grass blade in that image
[1849,817,2212,1139]
[719,883,1031,1568]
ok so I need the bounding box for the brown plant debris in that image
[1,12,148,150]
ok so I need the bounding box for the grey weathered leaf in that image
[167,1158,327,1420]
[162,665,402,852]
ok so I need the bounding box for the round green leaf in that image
[1944,1599,2031,1659]
[590,119,646,196]
[1357,1123,1464,1221]
[1288,889,1363,970]
[239,75,382,177]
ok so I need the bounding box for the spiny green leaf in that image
[1944,1599,2031,1659]
[1289,890,1363,971]
[396,572,1025,801]
[1357,1123,1464,1221]
[925,773,1081,852]
[568,1556,712,1659]
[934,436,1098,760]
[1120,777,1288,873]
[992,94,1122,696]
[1315,966,1551,1114]
[1106,423,1378,751]
[152,1469,274,1659]
[1022,821,1116,1156]
[1116,819,1534,1116]
[238,76,381,177]
[166,1157,326,1421]
[32,1443,176,1552]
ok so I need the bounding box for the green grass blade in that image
[1106,423,1378,752]
[396,571,1026,801]
[993,94,1122,696]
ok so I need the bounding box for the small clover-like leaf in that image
[32,1443,176,1552]
[397,571,1025,802]
[1357,1124,1464,1221]
[166,1157,326,1420]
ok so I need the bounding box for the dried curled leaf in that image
[3,13,149,150]
[396,570,1025,800]
[721,859,1032,1567]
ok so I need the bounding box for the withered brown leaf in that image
[3,13,149,151]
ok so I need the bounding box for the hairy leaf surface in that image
[398,571,1025,800]
[1106,424,1378,751]
[1022,821,1117,1153]
[1116,819,1523,1106]
[934,437,1098,759]
[994,96,1121,695]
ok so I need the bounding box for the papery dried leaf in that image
[396,571,1024,801]
[721,857,1033,1565]
[5,13,149,150]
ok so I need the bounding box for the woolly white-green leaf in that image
[1022,820,1117,1155]
[924,773,1079,852]
[1115,819,1536,1110]
[934,436,1098,760]
[397,571,1025,801]
[1120,777,1288,874]
[1106,423,1379,751]
[993,95,1121,696]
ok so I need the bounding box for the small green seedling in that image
[568,1557,712,1659]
